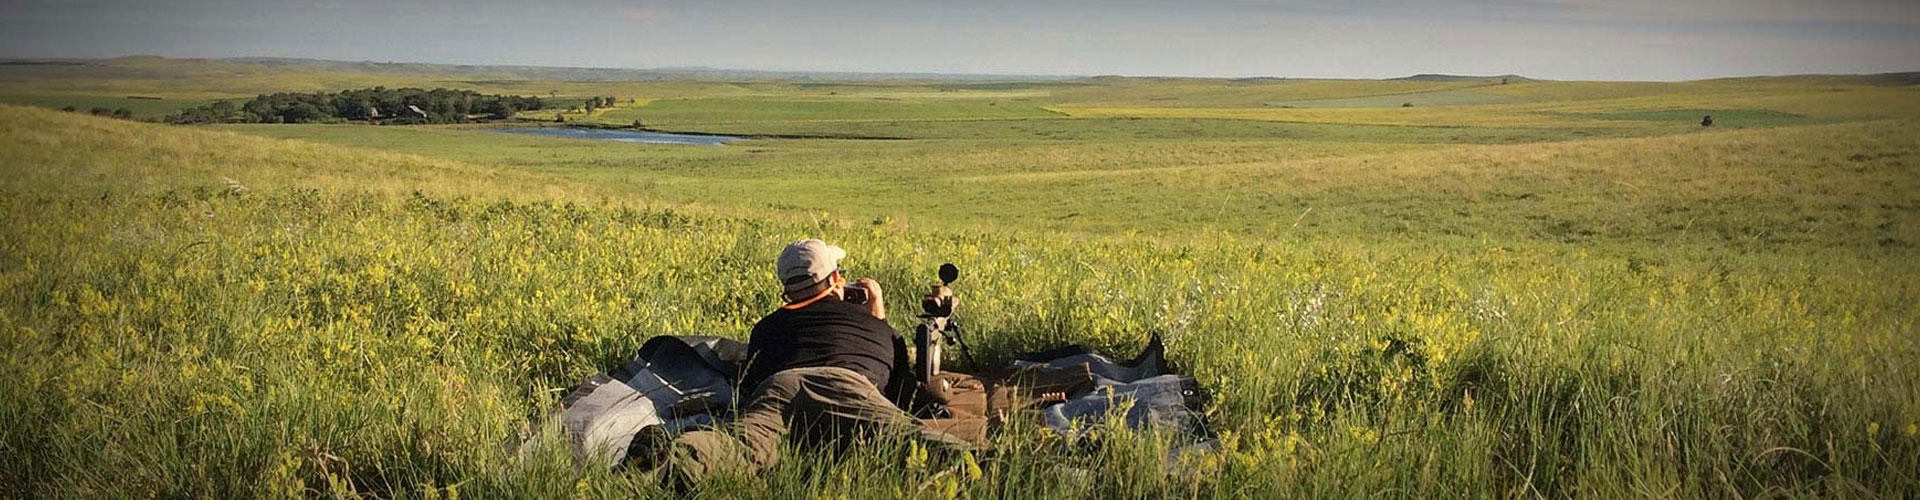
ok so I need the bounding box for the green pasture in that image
[601,97,1061,126]
[1035,78,1484,108]
[1268,88,1523,108]
[1539,108,1809,127]
[198,69,1920,250]
[215,124,741,171]
[213,114,1917,254]
[4,59,1920,498]
[645,116,1657,142]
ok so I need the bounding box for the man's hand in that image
[854,277,886,320]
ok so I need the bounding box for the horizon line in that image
[5,53,1918,84]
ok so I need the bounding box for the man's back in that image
[742,296,896,392]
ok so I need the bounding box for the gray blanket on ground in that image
[537,334,1214,466]
[546,335,743,464]
[1011,337,1211,442]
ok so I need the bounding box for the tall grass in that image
[3,106,1916,497]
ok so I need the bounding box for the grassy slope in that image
[0,93,217,120]
[213,116,1919,255]
[0,106,595,202]
[5,104,1919,498]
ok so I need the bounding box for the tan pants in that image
[667,366,970,481]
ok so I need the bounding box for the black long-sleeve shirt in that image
[741,296,898,393]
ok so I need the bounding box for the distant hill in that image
[1391,74,1532,83]
[211,57,1077,82]
[1699,72,1920,87]
[1859,72,1920,86]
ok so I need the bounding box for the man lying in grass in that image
[627,239,972,484]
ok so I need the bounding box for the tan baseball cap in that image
[777,239,846,292]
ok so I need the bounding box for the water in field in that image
[492,127,740,145]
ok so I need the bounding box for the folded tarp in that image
[547,335,748,464]
[1014,335,1214,446]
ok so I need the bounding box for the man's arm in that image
[855,277,886,320]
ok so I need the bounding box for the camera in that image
[843,282,870,304]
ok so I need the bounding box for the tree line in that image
[165,87,548,125]
[580,96,619,113]
[61,106,135,120]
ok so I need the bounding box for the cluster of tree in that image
[61,105,134,120]
[581,96,618,113]
[164,87,546,125]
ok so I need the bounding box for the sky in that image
[0,0,1916,81]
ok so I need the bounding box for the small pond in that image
[491,127,740,145]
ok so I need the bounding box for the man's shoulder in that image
[750,300,849,328]
[825,299,894,326]
[783,296,854,315]
[812,297,870,314]
[748,307,797,337]
[793,299,896,331]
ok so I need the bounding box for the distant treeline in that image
[579,96,619,112]
[166,87,546,125]
[61,106,135,120]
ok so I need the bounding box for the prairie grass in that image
[1,66,1918,499]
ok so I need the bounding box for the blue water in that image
[492,127,740,145]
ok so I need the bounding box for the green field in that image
[602,98,1061,125]
[1539,108,1810,126]
[0,93,216,119]
[1267,88,1524,108]
[3,58,1919,498]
